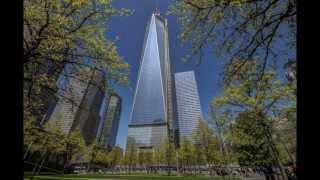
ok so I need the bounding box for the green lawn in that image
[24,174,242,180]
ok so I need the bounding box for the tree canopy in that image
[168,0,296,84]
[23,0,131,125]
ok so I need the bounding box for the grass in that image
[24,174,242,180]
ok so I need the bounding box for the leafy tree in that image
[231,111,274,166]
[177,137,194,174]
[276,60,296,164]
[271,109,296,165]
[93,148,110,168]
[23,0,131,132]
[42,121,67,158]
[124,137,138,174]
[212,59,296,179]
[190,143,205,175]
[153,146,164,173]
[23,0,131,174]
[137,150,147,172]
[24,120,68,176]
[23,117,43,157]
[192,120,212,174]
[108,146,123,173]
[192,119,226,175]
[143,151,154,174]
[210,110,237,166]
[86,140,110,172]
[62,128,86,169]
[159,136,176,175]
[168,0,296,83]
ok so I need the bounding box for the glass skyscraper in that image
[47,65,92,134]
[48,66,107,145]
[174,71,203,142]
[71,68,106,145]
[127,12,173,149]
[98,93,122,148]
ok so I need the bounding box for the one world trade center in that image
[127,12,174,149]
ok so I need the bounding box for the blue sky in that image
[105,0,225,149]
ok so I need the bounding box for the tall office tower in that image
[72,68,106,145]
[48,65,106,145]
[127,12,174,149]
[47,65,92,134]
[174,71,203,143]
[98,93,122,148]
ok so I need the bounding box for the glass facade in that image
[174,71,203,142]
[128,124,167,148]
[128,13,173,149]
[72,69,106,145]
[98,94,122,148]
[48,67,106,145]
[48,65,92,134]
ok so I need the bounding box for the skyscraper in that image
[127,12,173,149]
[47,65,92,134]
[71,68,106,145]
[174,71,203,143]
[48,65,107,145]
[98,93,122,148]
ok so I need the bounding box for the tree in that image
[143,151,154,174]
[212,60,296,179]
[153,146,164,174]
[108,146,123,173]
[231,111,274,166]
[137,150,147,172]
[159,137,175,175]
[190,143,205,175]
[124,137,137,174]
[192,120,212,174]
[24,120,68,177]
[62,128,86,171]
[210,110,237,166]
[92,147,110,169]
[168,0,296,84]
[23,0,131,133]
[192,119,227,176]
[23,0,131,174]
[177,137,194,175]
[23,117,43,158]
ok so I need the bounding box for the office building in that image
[48,65,107,145]
[71,68,106,145]
[174,71,203,142]
[98,93,122,148]
[127,12,174,149]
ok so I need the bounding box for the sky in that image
[105,0,225,149]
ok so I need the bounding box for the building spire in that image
[154,0,160,15]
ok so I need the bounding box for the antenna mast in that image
[155,0,159,14]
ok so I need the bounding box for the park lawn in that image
[24,174,242,180]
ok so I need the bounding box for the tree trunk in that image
[258,111,288,180]
[36,152,49,175]
[29,150,47,180]
[24,141,34,160]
